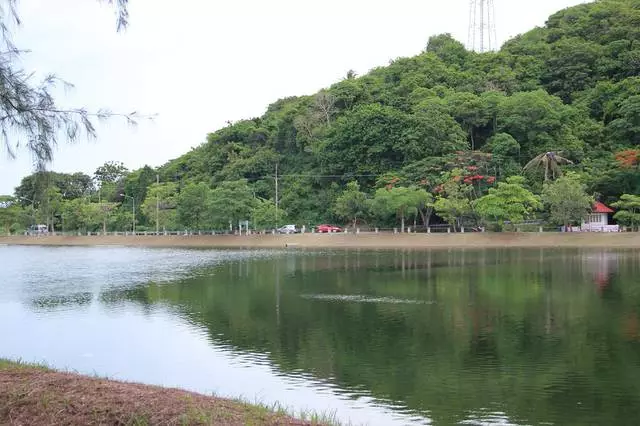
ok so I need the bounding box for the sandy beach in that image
[2,232,640,249]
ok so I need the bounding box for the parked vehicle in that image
[27,224,48,235]
[316,224,343,233]
[277,224,299,234]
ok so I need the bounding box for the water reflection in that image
[3,246,640,425]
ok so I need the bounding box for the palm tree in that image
[523,152,573,181]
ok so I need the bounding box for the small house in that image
[581,202,619,232]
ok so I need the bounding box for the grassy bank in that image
[2,232,640,249]
[0,359,327,425]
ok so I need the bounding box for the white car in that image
[277,224,299,234]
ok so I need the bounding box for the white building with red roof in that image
[580,201,619,232]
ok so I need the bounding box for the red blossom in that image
[615,149,640,168]
[466,166,478,171]
[486,176,496,184]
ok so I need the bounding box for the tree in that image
[417,191,435,228]
[141,182,178,232]
[209,180,256,230]
[334,181,369,229]
[475,176,542,229]
[314,91,337,126]
[542,173,593,229]
[434,179,473,232]
[445,92,489,150]
[41,186,64,232]
[14,171,94,206]
[370,186,429,232]
[177,183,211,230]
[524,152,574,181]
[94,161,129,187]
[612,194,640,231]
[60,199,99,232]
[608,96,640,146]
[1,0,135,169]
[323,103,466,175]
[0,196,29,234]
[497,90,585,160]
[484,133,521,178]
[252,198,285,230]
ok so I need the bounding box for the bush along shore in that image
[0,359,335,426]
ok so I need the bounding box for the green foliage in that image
[94,161,129,186]
[15,172,94,207]
[612,194,640,231]
[61,199,100,232]
[542,173,593,228]
[0,196,30,234]
[434,178,472,231]
[252,198,285,230]
[141,182,178,231]
[177,183,211,230]
[333,181,369,228]
[475,176,542,229]
[370,186,431,231]
[209,180,256,229]
[322,103,466,175]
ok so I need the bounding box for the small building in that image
[580,202,619,232]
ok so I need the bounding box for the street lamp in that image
[120,193,136,234]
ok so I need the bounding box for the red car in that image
[316,224,343,233]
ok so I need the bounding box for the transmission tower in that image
[468,0,497,52]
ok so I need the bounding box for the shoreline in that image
[0,359,323,426]
[2,232,640,249]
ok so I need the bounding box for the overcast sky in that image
[0,0,587,194]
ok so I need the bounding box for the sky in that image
[0,0,588,194]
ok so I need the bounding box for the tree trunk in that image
[419,208,433,227]
[401,214,405,233]
[470,128,475,151]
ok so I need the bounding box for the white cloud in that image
[0,0,587,194]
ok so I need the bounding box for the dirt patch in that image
[0,367,312,425]
[2,232,640,249]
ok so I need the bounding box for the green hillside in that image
[4,0,640,233]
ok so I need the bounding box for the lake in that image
[1,245,640,425]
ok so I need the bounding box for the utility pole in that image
[99,189,106,235]
[155,174,160,235]
[120,193,136,234]
[275,163,279,228]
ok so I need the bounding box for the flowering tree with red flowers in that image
[446,151,497,199]
[615,149,640,169]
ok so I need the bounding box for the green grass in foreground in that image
[0,358,51,371]
[232,397,349,426]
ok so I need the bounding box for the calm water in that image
[2,246,640,425]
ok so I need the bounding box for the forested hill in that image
[6,0,640,234]
[154,0,639,225]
